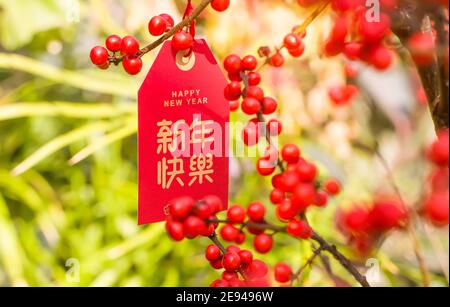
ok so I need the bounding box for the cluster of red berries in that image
[90,1,231,74]
[222,202,277,254]
[165,195,224,241]
[422,130,449,227]
[336,196,409,256]
[323,1,394,71]
[90,35,143,75]
[208,244,272,287]
[268,144,341,227]
[328,84,359,106]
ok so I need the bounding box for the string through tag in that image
[181,0,196,58]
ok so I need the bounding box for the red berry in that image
[343,42,363,60]
[330,16,348,42]
[257,157,276,176]
[226,81,242,98]
[205,244,221,261]
[220,224,239,242]
[408,32,436,66]
[296,160,317,182]
[274,263,292,283]
[226,245,241,254]
[222,252,241,272]
[288,42,305,58]
[359,13,391,44]
[210,259,223,270]
[324,178,341,195]
[211,0,230,12]
[195,202,213,219]
[235,232,246,244]
[279,171,300,193]
[183,216,207,238]
[344,63,359,78]
[222,271,239,281]
[168,196,195,220]
[238,250,253,265]
[276,198,298,221]
[121,36,140,55]
[228,72,243,82]
[148,16,168,36]
[423,192,449,227]
[314,191,329,207]
[261,97,278,114]
[427,130,449,167]
[247,72,262,86]
[242,122,260,146]
[202,195,223,213]
[324,38,345,57]
[267,119,282,136]
[369,201,408,231]
[369,45,392,70]
[122,56,143,75]
[241,55,258,71]
[224,54,242,74]
[247,202,266,222]
[172,31,193,51]
[159,14,175,27]
[282,144,300,164]
[291,183,316,212]
[210,279,229,287]
[270,189,285,204]
[227,205,246,224]
[246,86,264,101]
[90,46,109,66]
[284,33,301,50]
[345,207,370,233]
[269,52,285,67]
[105,35,122,52]
[241,97,261,115]
[286,220,312,239]
[230,100,240,112]
[243,259,268,278]
[253,233,273,253]
[166,220,185,241]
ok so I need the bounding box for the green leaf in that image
[69,120,137,165]
[12,121,124,176]
[0,53,138,97]
[0,102,136,121]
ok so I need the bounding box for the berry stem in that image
[208,231,249,280]
[109,0,213,65]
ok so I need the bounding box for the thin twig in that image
[290,245,325,285]
[374,147,431,287]
[208,231,248,279]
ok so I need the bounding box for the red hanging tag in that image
[138,40,229,225]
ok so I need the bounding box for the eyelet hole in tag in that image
[176,49,196,71]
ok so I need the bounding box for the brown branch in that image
[209,218,371,287]
[390,0,449,131]
[208,231,248,280]
[109,0,213,65]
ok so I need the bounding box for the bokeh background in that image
[0,0,448,286]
